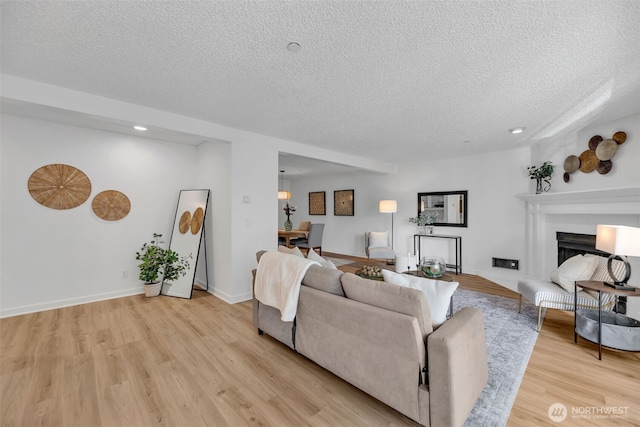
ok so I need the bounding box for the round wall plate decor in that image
[578,150,599,173]
[179,211,191,234]
[92,190,131,221]
[28,164,92,210]
[612,131,627,144]
[588,135,603,151]
[191,207,204,235]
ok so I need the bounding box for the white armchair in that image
[365,231,395,261]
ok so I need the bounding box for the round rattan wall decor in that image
[191,207,204,235]
[92,190,131,221]
[179,211,191,234]
[28,164,92,210]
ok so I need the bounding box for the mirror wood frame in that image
[417,190,468,227]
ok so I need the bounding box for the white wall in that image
[1,75,395,314]
[0,114,198,316]
[288,148,531,286]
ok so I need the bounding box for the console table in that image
[574,280,640,360]
[413,234,462,275]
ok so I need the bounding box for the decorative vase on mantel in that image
[536,177,552,194]
[284,216,293,231]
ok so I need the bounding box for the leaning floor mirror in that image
[161,189,210,299]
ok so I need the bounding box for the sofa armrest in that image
[427,307,488,427]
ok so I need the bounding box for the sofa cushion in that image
[550,254,599,292]
[306,248,337,269]
[302,265,345,296]
[341,272,433,338]
[382,270,458,328]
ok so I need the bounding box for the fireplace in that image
[556,232,608,266]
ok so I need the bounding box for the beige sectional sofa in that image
[252,251,488,427]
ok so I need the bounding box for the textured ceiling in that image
[2,1,640,165]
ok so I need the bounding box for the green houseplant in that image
[409,212,440,234]
[527,161,554,193]
[136,233,191,297]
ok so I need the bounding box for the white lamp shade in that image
[595,225,640,256]
[379,199,397,213]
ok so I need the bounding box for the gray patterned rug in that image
[453,289,540,427]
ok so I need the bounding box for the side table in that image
[574,280,640,360]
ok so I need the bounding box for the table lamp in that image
[595,224,640,289]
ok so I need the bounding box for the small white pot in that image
[143,282,162,298]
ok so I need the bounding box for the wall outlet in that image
[121,270,128,279]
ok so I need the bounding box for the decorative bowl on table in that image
[420,257,446,278]
[356,265,384,280]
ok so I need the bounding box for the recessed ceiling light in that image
[287,42,301,53]
[133,126,147,131]
[508,127,525,134]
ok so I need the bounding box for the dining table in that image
[278,229,308,247]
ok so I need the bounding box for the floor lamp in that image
[379,200,397,265]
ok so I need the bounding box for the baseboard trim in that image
[0,287,143,318]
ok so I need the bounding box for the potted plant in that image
[135,233,191,297]
[409,212,440,234]
[527,161,554,193]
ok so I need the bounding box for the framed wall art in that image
[334,189,354,216]
[309,191,326,215]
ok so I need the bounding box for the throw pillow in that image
[586,254,626,282]
[368,231,389,248]
[307,248,337,269]
[341,273,433,337]
[550,254,599,292]
[382,270,458,328]
[278,245,305,258]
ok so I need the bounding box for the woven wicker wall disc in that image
[28,164,91,210]
[595,139,618,161]
[92,190,131,221]
[578,150,598,173]
[612,131,627,145]
[563,155,580,174]
[191,207,204,235]
[597,160,613,175]
[588,135,603,151]
[179,211,191,234]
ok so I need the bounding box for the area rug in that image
[452,289,540,427]
[325,257,355,267]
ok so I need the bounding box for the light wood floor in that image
[1,254,638,426]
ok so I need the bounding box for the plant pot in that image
[143,282,162,298]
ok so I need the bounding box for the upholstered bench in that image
[518,254,621,331]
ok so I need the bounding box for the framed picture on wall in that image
[334,189,354,216]
[309,191,326,215]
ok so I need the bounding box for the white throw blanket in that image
[254,251,319,321]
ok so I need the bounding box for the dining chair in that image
[295,223,324,255]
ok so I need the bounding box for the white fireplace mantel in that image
[516,186,640,278]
